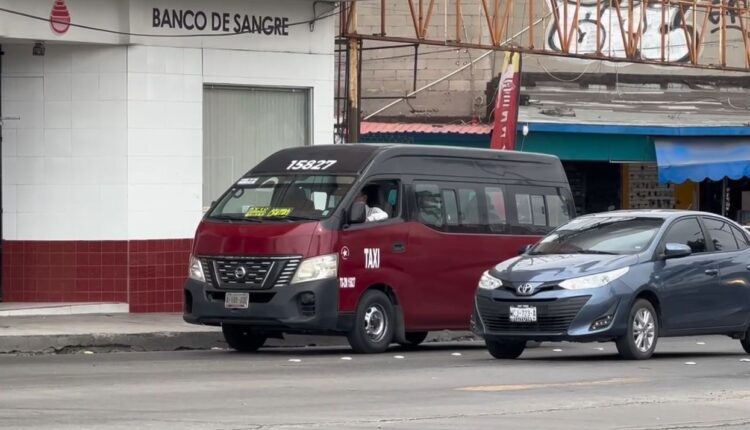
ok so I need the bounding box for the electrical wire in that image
[536,59,597,82]
[0,5,339,38]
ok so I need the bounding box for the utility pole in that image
[346,3,360,143]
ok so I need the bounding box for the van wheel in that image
[222,325,267,352]
[741,327,750,354]
[347,290,395,354]
[616,299,658,360]
[485,339,526,359]
[398,331,429,348]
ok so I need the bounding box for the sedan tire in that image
[486,339,526,359]
[741,327,750,354]
[616,299,659,360]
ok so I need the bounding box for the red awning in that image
[361,121,492,135]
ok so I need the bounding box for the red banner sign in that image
[490,51,522,150]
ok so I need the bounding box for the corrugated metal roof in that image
[361,121,492,135]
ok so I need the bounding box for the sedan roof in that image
[581,210,726,221]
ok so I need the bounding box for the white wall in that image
[2,44,128,241]
[1,4,335,241]
[126,45,203,240]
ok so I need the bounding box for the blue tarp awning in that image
[655,138,750,184]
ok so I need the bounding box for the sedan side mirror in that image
[349,201,367,225]
[664,243,692,259]
[519,244,532,255]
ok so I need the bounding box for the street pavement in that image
[1,336,749,429]
[0,313,476,354]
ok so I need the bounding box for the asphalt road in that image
[1,336,750,430]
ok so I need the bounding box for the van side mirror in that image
[664,243,691,259]
[349,201,367,224]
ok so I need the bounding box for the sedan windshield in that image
[530,217,664,255]
[209,175,356,221]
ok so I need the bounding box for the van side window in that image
[509,186,572,235]
[484,187,508,233]
[530,195,546,226]
[415,184,444,228]
[457,189,481,227]
[442,190,459,226]
[356,180,401,223]
[515,194,533,226]
[546,194,571,227]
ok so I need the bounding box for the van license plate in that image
[225,292,249,309]
[509,306,537,323]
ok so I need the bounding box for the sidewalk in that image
[0,312,479,355]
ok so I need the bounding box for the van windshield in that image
[209,175,356,222]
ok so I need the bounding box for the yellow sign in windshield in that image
[245,207,293,218]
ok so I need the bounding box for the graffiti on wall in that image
[545,0,749,63]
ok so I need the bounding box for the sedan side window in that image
[703,218,739,252]
[663,218,707,254]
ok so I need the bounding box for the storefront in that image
[360,121,750,218]
[655,137,750,224]
[0,0,336,310]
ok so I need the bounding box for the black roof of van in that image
[249,144,563,179]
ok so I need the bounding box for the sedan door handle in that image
[704,269,719,276]
[392,242,406,253]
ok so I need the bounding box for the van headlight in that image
[558,267,629,290]
[478,271,503,290]
[188,255,205,282]
[291,254,338,284]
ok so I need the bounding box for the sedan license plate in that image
[225,292,249,310]
[509,305,537,323]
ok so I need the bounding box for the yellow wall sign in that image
[245,207,293,218]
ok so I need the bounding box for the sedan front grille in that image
[477,295,591,333]
[200,257,302,290]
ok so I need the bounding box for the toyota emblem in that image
[233,266,248,280]
[516,283,536,296]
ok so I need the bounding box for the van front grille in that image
[200,256,302,290]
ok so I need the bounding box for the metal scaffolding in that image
[336,0,750,143]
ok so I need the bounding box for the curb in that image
[0,330,483,355]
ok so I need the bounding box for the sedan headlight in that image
[478,271,503,290]
[558,267,629,290]
[188,255,205,282]
[291,254,338,284]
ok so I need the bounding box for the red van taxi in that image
[184,144,574,353]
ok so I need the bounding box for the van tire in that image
[347,290,395,354]
[741,327,750,354]
[222,325,267,352]
[616,299,658,360]
[485,339,526,359]
[398,331,429,348]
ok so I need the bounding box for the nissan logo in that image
[233,266,248,280]
[516,283,536,296]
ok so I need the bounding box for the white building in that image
[0,0,336,311]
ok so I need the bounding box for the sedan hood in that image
[490,253,639,283]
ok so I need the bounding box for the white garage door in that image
[203,85,311,207]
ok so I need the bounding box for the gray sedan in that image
[472,210,750,360]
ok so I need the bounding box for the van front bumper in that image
[183,277,348,334]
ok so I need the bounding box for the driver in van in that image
[356,188,389,222]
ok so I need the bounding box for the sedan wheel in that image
[616,299,658,360]
[741,326,750,354]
